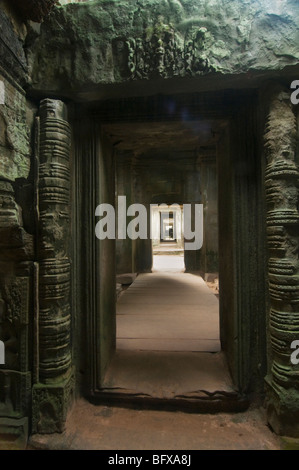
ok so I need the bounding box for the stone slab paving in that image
[29,399,281,450]
[117,271,220,352]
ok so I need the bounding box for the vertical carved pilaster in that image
[0,181,33,448]
[265,88,299,436]
[32,99,73,434]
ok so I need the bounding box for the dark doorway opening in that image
[102,114,232,409]
[73,89,266,411]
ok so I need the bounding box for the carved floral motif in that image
[125,18,213,80]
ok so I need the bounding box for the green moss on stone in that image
[27,0,299,97]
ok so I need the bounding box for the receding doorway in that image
[151,203,185,273]
[100,112,234,410]
[73,90,266,412]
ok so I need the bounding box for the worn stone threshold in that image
[92,388,249,414]
[92,350,248,413]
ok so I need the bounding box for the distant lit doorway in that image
[151,204,185,272]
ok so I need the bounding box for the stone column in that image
[264,87,299,436]
[0,182,33,448]
[135,202,152,273]
[183,161,202,273]
[198,149,218,279]
[131,160,152,273]
[0,70,34,447]
[116,153,133,274]
[32,99,73,434]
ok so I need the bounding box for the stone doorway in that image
[72,89,267,412]
[151,203,185,272]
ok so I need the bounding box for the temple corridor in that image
[2,0,299,447]
[98,258,230,406]
[116,260,220,353]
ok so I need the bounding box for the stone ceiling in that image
[103,120,226,154]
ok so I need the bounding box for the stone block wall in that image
[0,69,35,450]
[1,0,299,444]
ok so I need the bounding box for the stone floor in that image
[117,267,220,352]
[101,350,239,410]
[112,256,227,409]
[29,398,281,450]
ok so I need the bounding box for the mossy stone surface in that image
[26,0,299,99]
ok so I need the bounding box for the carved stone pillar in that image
[32,99,73,434]
[0,181,33,449]
[264,87,299,436]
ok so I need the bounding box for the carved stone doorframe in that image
[29,87,299,436]
[74,91,268,408]
[264,86,299,436]
[32,99,74,434]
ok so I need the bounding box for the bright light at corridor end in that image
[95,198,204,251]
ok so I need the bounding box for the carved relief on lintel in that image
[122,17,214,80]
